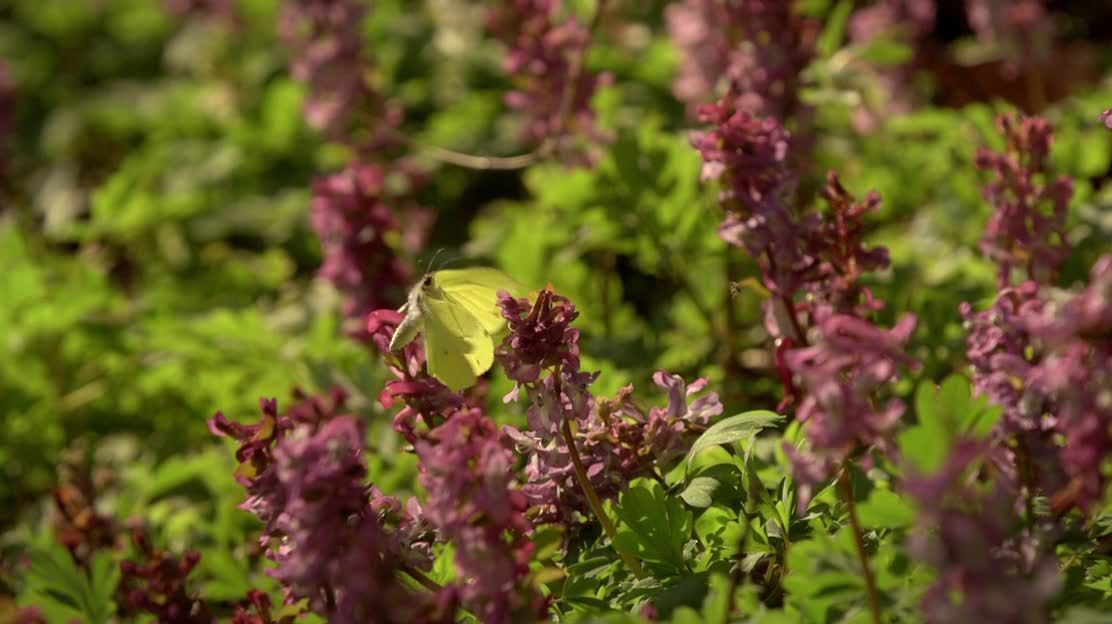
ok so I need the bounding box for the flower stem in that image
[839,465,882,624]
[400,563,442,593]
[560,416,644,578]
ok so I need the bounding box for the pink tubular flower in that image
[497,289,721,525]
[279,0,386,140]
[786,311,918,456]
[666,0,816,118]
[1100,108,1112,130]
[270,417,423,623]
[311,164,412,328]
[808,172,892,316]
[366,309,470,442]
[486,0,609,163]
[965,0,1052,76]
[905,440,1060,623]
[416,408,546,624]
[210,393,431,622]
[694,105,817,306]
[974,113,1072,288]
[119,528,212,623]
[496,288,582,385]
[693,104,792,207]
[960,282,1045,433]
[1025,255,1112,512]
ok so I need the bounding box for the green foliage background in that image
[2,0,1111,621]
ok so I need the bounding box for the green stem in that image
[839,465,882,624]
[400,562,442,593]
[560,417,645,578]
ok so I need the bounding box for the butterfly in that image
[389,267,524,390]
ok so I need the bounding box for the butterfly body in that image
[389,268,523,390]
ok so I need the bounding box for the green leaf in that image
[855,37,914,66]
[681,476,721,509]
[900,375,1001,473]
[686,411,784,468]
[693,506,742,556]
[614,483,693,573]
[816,0,853,57]
[856,489,915,530]
[681,464,741,509]
[21,542,116,624]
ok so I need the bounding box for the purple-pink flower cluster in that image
[808,172,892,317]
[787,312,918,452]
[694,106,817,311]
[1025,256,1112,511]
[498,288,722,525]
[905,440,1060,623]
[959,114,1112,512]
[960,282,1045,434]
[965,0,1052,76]
[416,407,546,623]
[974,113,1072,288]
[666,0,817,118]
[209,390,431,622]
[697,157,918,500]
[310,164,412,330]
[1100,108,1112,130]
[366,309,470,442]
[278,0,386,141]
[486,0,609,162]
[118,528,212,623]
[496,287,582,384]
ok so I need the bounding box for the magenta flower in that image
[960,281,1045,433]
[486,0,609,163]
[279,0,386,140]
[786,311,918,454]
[638,371,723,465]
[416,408,546,623]
[905,440,1060,623]
[974,113,1072,287]
[665,0,728,108]
[119,528,212,623]
[693,104,792,208]
[496,288,581,386]
[497,288,721,525]
[808,172,892,317]
[1024,255,1112,511]
[667,0,816,118]
[965,0,1052,76]
[366,309,469,443]
[1100,108,1112,130]
[311,164,412,329]
[211,393,429,622]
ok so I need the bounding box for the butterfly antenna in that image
[425,248,446,274]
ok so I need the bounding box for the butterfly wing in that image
[433,268,525,336]
[423,295,494,391]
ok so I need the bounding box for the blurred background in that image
[0,0,1110,615]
